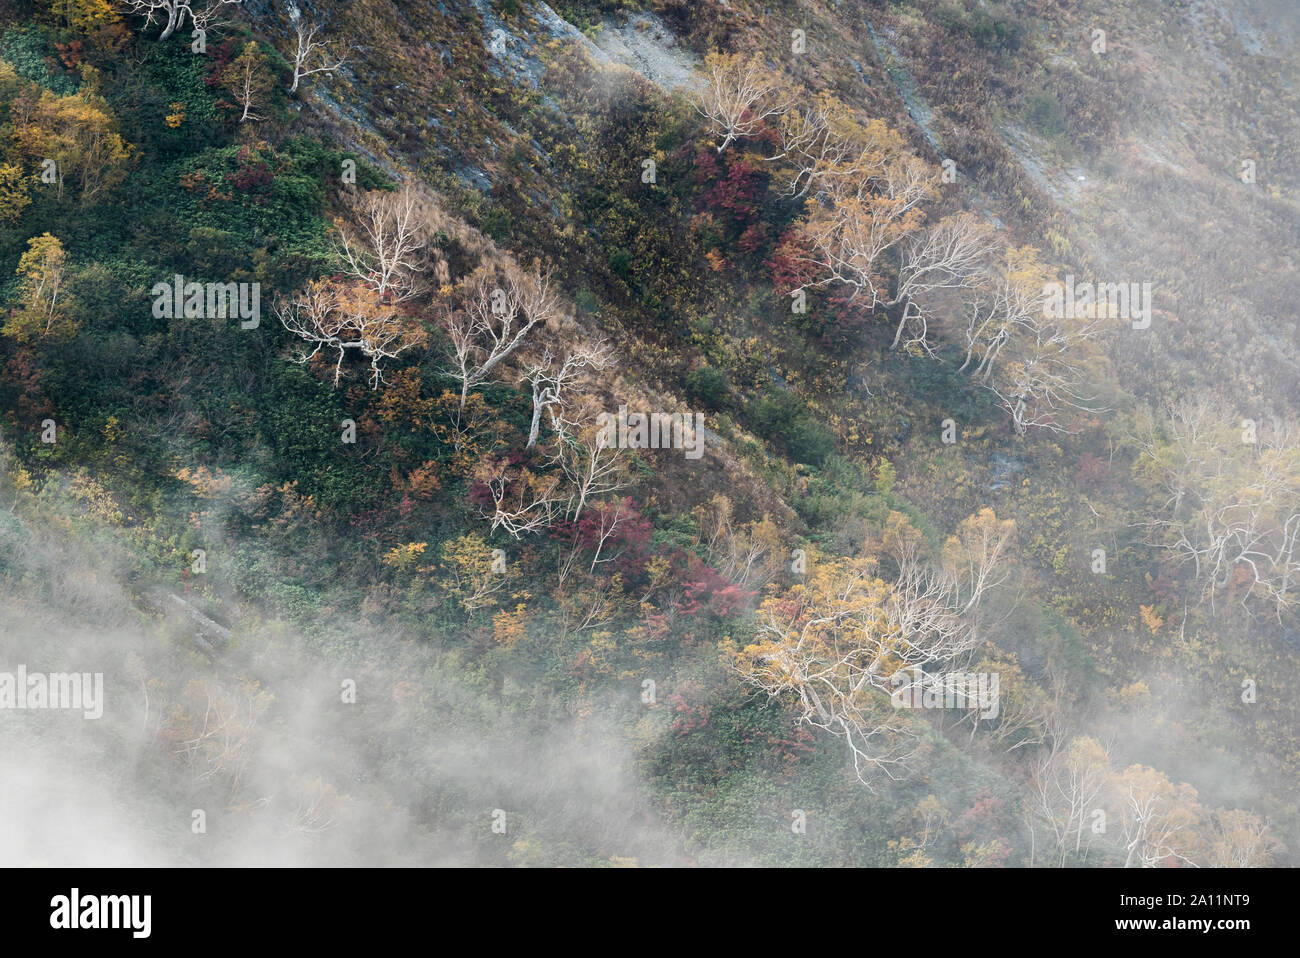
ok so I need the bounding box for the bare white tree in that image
[548,397,628,524]
[959,272,1033,382]
[889,212,996,352]
[440,265,560,412]
[474,455,566,539]
[693,51,787,153]
[224,42,270,123]
[957,248,1104,435]
[553,495,637,595]
[1204,810,1277,867]
[767,94,898,199]
[1112,765,1203,868]
[519,340,614,450]
[798,153,934,310]
[276,279,424,389]
[123,0,242,41]
[768,94,839,197]
[694,494,784,590]
[1027,735,1112,866]
[287,778,339,834]
[336,185,430,305]
[885,507,1015,654]
[286,2,347,94]
[982,307,1104,436]
[1136,403,1300,619]
[168,677,271,799]
[737,512,1012,790]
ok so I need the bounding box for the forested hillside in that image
[0,0,1296,867]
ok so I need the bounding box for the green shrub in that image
[751,390,802,440]
[0,27,77,94]
[686,366,730,409]
[481,206,512,240]
[1027,90,1065,138]
[750,390,835,466]
[788,416,835,466]
[574,288,602,317]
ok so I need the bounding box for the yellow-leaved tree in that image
[733,553,920,787]
[1134,400,1300,620]
[44,0,120,33]
[735,509,1016,787]
[3,233,78,343]
[12,67,132,205]
[220,42,275,124]
[1204,809,1279,867]
[0,162,31,225]
[693,51,787,153]
[960,246,1106,434]
[430,533,510,612]
[1111,764,1204,868]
